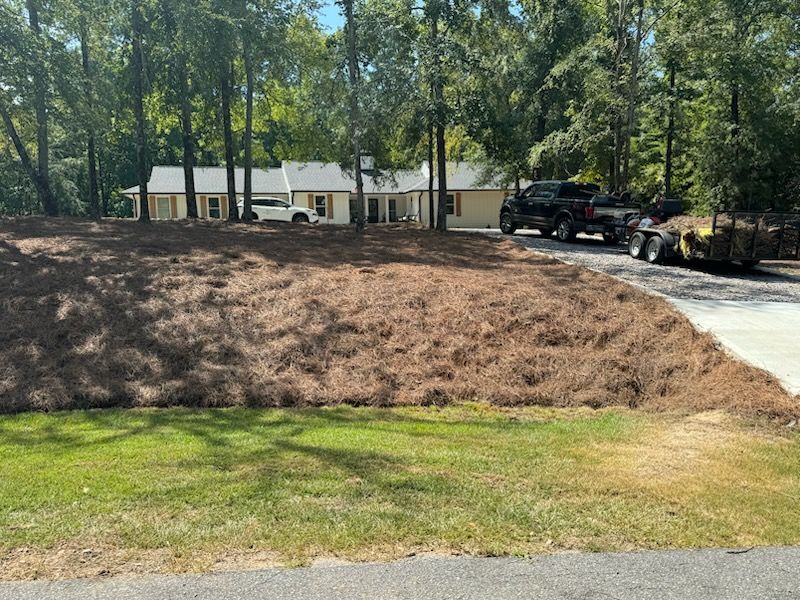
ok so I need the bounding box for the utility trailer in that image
[620,210,800,267]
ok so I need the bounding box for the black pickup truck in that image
[499,181,640,243]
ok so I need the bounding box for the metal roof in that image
[281,161,354,192]
[281,161,428,194]
[121,162,517,197]
[405,162,515,192]
[121,166,289,196]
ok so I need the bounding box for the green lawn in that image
[1,405,798,577]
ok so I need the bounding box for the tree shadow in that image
[0,217,563,414]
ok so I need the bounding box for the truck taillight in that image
[585,206,595,220]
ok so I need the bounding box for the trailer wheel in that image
[645,236,666,264]
[629,232,647,260]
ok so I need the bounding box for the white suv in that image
[238,197,319,223]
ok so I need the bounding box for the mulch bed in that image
[1,217,796,418]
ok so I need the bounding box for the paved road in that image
[468,229,800,395]
[2,548,799,599]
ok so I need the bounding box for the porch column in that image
[384,195,390,223]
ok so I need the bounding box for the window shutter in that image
[308,193,314,209]
[199,196,208,218]
[147,195,156,217]
[169,195,178,218]
[456,192,462,217]
[221,198,229,220]
[327,193,334,220]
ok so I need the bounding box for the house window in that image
[208,197,221,219]
[315,195,327,218]
[446,194,455,215]
[156,197,171,219]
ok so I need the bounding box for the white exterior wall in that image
[132,193,291,220]
[129,188,508,227]
[291,191,351,225]
[417,190,509,229]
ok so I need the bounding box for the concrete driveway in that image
[2,548,798,600]
[471,230,800,395]
[671,300,800,394]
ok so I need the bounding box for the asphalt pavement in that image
[2,548,799,599]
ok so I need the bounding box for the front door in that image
[368,198,379,223]
[388,199,397,222]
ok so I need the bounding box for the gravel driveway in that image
[474,229,800,302]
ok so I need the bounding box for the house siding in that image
[134,193,290,220]
[291,191,351,225]
[417,190,509,228]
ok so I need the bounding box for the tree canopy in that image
[1,0,798,218]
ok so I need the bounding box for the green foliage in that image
[0,0,798,215]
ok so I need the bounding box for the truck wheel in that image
[555,217,576,242]
[645,236,666,264]
[500,213,517,235]
[539,228,553,238]
[629,232,647,259]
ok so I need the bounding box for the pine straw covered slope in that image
[1,218,796,417]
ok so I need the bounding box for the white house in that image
[121,161,520,228]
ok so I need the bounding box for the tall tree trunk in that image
[221,61,239,221]
[98,146,108,216]
[534,114,546,180]
[179,64,198,218]
[0,101,57,208]
[242,38,254,223]
[131,0,149,222]
[621,0,644,191]
[431,9,447,232]
[162,1,198,218]
[730,82,740,209]
[664,61,676,198]
[80,18,100,219]
[435,121,447,232]
[610,0,627,193]
[26,0,58,216]
[427,123,434,229]
[344,0,365,232]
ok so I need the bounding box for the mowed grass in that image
[1,405,799,579]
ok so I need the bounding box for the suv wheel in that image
[292,213,309,223]
[500,213,517,235]
[555,217,576,242]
